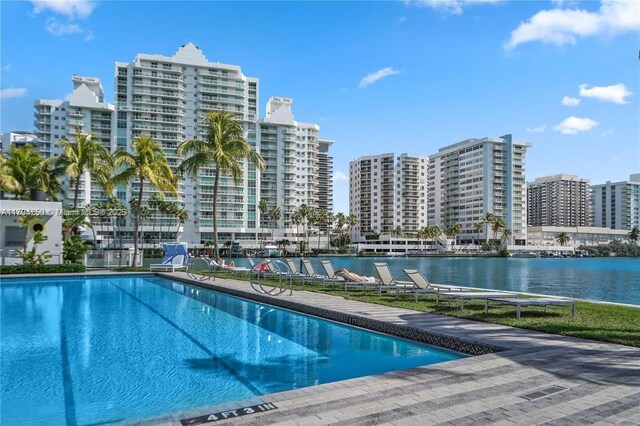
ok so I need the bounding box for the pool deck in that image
[121,272,639,426]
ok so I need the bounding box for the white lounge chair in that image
[403,269,466,302]
[373,262,416,296]
[210,259,251,273]
[436,291,514,310]
[302,260,343,286]
[286,259,314,281]
[485,297,576,319]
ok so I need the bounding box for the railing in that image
[84,249,140,268]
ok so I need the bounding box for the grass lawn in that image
[114,267,640,348]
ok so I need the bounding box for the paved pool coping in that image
[111,272,639,426]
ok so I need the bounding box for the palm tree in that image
[318,209,334,250]
[334,212,346,249]
[556,232,570,246]
[423,225,442,247]
[0,146,63,200]
[294,204,312,253]
[473,221,484,246]
[492,217,505,242]
[147,193,165,250]
[346,214,358,240]
[58,127,112,208]
[177,111,265,261]
[112,134,178,267]
[138,206,150,258]
[63,207,94,241]
[484,212,496,244]
[0,154,20,194]
[446,223,462,244]
[291,210,302,254]
[416,229,425,251]
[627,226,639,245]
[175,207,189,241]
[500,228,512,249]
[258,199,269,247]
[308,208,321,251]
[269,205,281,242]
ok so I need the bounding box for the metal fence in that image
[0,249,141,268]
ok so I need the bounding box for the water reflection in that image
[228,257,640,305]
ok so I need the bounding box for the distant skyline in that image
[1,0,638,214]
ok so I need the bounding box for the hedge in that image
[0,263,86,275]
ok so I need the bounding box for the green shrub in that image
[63,235,91,262]
[0,263,86,275]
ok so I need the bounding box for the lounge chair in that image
[210,259,251,273]
[435,291,514,310]
[286,259,314,282]
[403,269,467,302]
[373,262,416,296]
[321,260,376,291]
[302,260,343,287]
[485,297,576,319]
[330,265,381,292]
[150,243,188,272]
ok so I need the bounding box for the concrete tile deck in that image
[125,272,640,426]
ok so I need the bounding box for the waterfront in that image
[223,257,640,306]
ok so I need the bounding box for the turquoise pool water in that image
[0,275,463,425]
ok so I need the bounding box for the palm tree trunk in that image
[73,177,81,209]
[212,168,221,262]
[132,177,144,267]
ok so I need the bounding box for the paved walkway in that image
[129,273,640,426]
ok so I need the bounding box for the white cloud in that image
[526,125,546,133]
[45,18,83,35]
[553,116,598,135]
[506,0,640,49]
[0,87,28,101]
[561,96,581,106]
[397,16,407,24]
[44,17,92,41]
[579,83,632,105]
[31,0,96,19]
[2,64,12,72]
[359,67,402,89]
[333,171,348,182]
[405,0,502,15]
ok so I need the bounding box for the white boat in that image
[512,251,539,258]
[259,244,281,258]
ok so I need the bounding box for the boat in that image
[258,244,281,258]
[511,251,539,258]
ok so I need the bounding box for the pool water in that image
[1,275,463,425]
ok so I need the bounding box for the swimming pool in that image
[0,274,464,425]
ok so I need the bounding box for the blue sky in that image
[2,0,638,214]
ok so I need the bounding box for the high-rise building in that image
[317,139,334,213]
[258,97,330,235]
[428,134,530,244]
[114,43,259,244]
[591,174,640,230]
[27,44,334,246]
[527,174,590,227]
[349,153,428,238]
[1,131,41,154]
[33,75,116,206]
